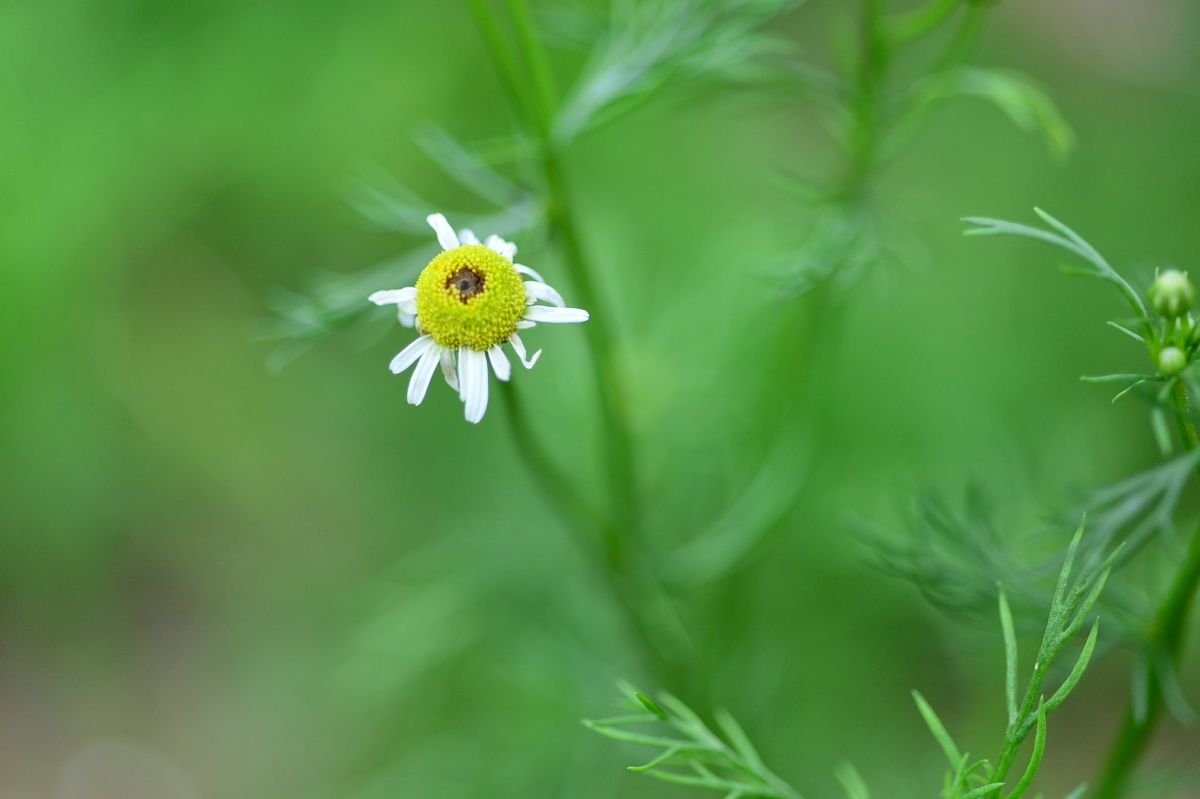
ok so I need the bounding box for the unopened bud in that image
[1149,269,1195,318]
[1159,346,1187,375]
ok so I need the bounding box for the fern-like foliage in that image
[585,683,804,799]
[911,520,1116,799]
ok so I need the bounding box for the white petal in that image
[389,335,435,374]
[397,309,417,328]
[487,346,512,382]
[523,305,589,324]
[427,213,460,251]
[516,320,536,329]
[459,348,490,424]
[369,287,417,306]
[459,228,480,245]
[485,234,517,260]
[509,333,542,369]
[524,280,565,307]
[407,346,441,405]
[514,263,546,283]
[440,349,459,392]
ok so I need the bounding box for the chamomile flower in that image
[369,213,589,423]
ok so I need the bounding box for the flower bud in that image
[1149,269,1195,318]
[1159,346,1187,375]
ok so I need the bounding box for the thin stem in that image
[885,0,960,49]
[989,648,1053,791]
[1170,379,1200,451]
[842,0,889,199]
[471,1,687,691]
[538,142,693,692]
[1091,525,1200,799]
[505,0,557,134]
[497,380,602,533]
[466,0,539,126]
[1091,483,1200,797]
[539,149,642,563]
[499,381,684,688]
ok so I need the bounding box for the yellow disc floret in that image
[415,244,527,350]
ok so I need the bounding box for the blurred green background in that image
[2,0,1199,797]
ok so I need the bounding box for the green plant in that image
[958,209,1200,799]
[589,523,1113,798]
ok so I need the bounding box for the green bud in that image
[1149,269,1195,317]
[1159,346,1187,375]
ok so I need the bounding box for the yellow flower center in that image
[415,244,526,350]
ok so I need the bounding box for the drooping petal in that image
[509,333,542,369]
[459,228,480,245]
[485,234,517,260]
[368,287,417,306]
[523,305,589,324]
[487,346,512,382]
[397,310,417,328]
[515,320,536,329]
[389,335,435,374]
[514,263,546,283]
[427,213,460,251]
[407,346,441,405]
[458,348,490,424]
[440,348,459,392]
[523,280,565,307]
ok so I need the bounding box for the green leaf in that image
[1152,407,1173,456]
[1105,320,1144,343]
[412,123,524,207]
[636,691,667,720]
[1005,700,1047,799]
[912,690,962,768]
[835,762,871,799]
[715,708,765,771]
[963,209,1150,327]
[933,68,1074,157]
[1045,619,1099,716]
[998,586,1019,727]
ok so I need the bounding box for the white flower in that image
[369,213,589,423]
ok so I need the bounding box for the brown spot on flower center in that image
[447,267,485,302]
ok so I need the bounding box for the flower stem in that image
[498,380,684,687]
[497,379,602,533]
[1091,386,1200,799]
[472,0,688,691]
[1170,379,1200,451]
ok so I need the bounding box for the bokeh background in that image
[3,0,1199,797]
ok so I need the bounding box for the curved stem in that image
[1170,379,1200,451]
[1091,523,1200,799]
[498,380,602,533]
[499,381,684,688]
[1091,384,1200,798]
[539,149,642,562]
[471,0,688,691]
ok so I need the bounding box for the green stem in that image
[884,0,960,49]
[843,0,889,199]
[538,143,693,691]
[1090,384,1200,798]
[499,381,684,689]
[505,0,557,133]
[1091,525,1200,799]
[989,645,1054,792]
[471,0,687,690]
[498,380,602,533]
[465,0,539,127]
[1170,379,1200,451]
[538,149,641,562]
